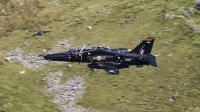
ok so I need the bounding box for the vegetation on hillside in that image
[0,0,64,37]
[1,0,200,112]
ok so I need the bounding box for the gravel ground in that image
[43,71,89,112]
[4,48,49,69]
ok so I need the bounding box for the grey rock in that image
[1,9,6,13]
[0,27,3,30]
[169,98,174,102]
[175,15,185,18]
[164,14,170,20]
[164,13,185,20]
[188,8,194,17]
[97,8,106,13]
[90,68,96,72]
[20,71,25,74]
[171,92,179,101]
[87,26,92,30]
[184,11,192,20]
[153,54,160,57]
[33,30,50,37]
[51,39,71,53]
[23,41,30,46]
[164,13,174,20]
[195,0,200,11]
[5,57,11,61]
[43,49,47,52]
[191,25,200,33]
[67,64,73,68]
[167,54,173,57]
[86,4,99,10]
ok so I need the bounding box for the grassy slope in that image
[1,0,200,112]
[0,62,61,112]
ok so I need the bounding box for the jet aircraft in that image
[43,37,157,74]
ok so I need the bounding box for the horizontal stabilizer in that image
[144,57,157,67]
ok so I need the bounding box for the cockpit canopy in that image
[65,45,97,54]
[70,45,97,50]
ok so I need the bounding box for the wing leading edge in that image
[100,62,119,74]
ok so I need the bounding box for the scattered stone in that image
[23,41,30,46]
[20,71,25,74]
[196,107,200,111]
[51,39,71,53]
[195,0,200,11]
[188,8,194,17]
[4,48,48,69]
[0,27,3,30]
[175,15,185,18]
[1,9,6,14]
[90,68,96,72]
[191,25,200,33]
[164,13,175,20]
[169,98,174,102]
[164,28,169,32]
[185,66,189,69]
[97,8,106,13]
[171,92,179,101]
[87,26,92,30]
[164,13,185,20]
[164,14,170,20]
[43,71,89,112]
[24,30,29,33]
[57,39,68,46]
[5,57,11,61]
[43,49,47,52]
[184,11,192,20]
[106,11,111,14]
[67,64,73,68]
[167,54,173,57]
[86,4,99,10]
[153,54,160,57]
[33,30,50,37]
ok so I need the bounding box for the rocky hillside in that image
[0,0,200,112]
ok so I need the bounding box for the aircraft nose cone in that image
[43,53,67,61]
[43,55,50,60]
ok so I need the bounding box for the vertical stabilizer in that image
[131,37,155,54]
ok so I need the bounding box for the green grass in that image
[1,0,200,111]
[0,62,61,112]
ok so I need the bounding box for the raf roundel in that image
[68,56,71,59]
[97,56,102,61]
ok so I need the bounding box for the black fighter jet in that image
[44,37,157,74]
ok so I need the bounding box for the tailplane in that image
[143,57,157,67]
[131,37,155,55]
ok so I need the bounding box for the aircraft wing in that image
[101,62,119,74]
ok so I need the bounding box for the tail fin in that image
[132,37,155,54]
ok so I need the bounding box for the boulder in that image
[195,0,200,11]
[87,26,92,30]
